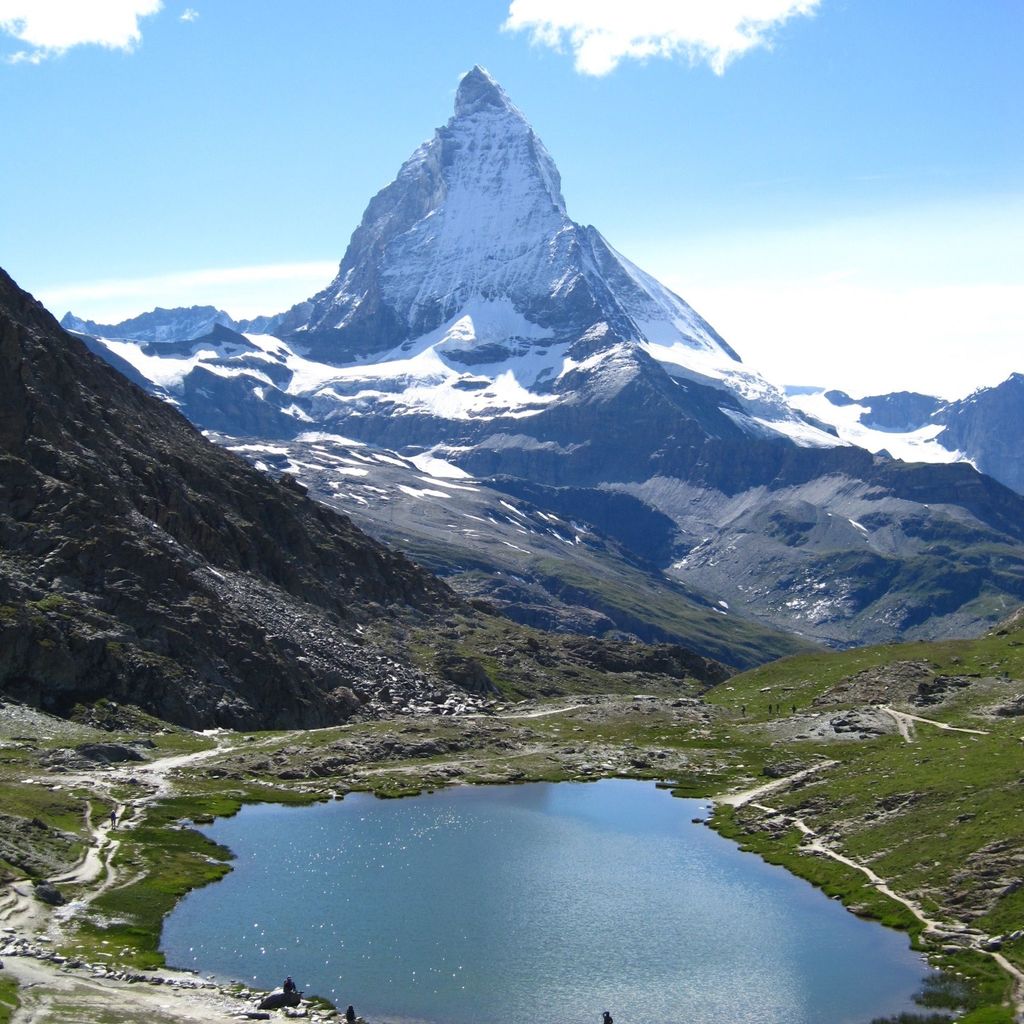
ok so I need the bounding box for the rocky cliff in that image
[0,268,457,729]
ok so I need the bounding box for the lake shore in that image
[1,692,1021,1023]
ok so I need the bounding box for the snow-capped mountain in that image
[66,66,830,451]
[788,376,1024,496]
[62,305,237,344]
[272,67,738,362]
[63,66,1024,648]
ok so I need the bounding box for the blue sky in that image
[1,0,1020,397]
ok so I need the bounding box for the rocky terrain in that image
[0,267,464,729]
[211,431,808,668]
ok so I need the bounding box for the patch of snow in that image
[281,404,313,422]
[749,414,846,449]
[499,499,526,518]
[408,453,473,479]
[98,338,214,389]
[295,431,367,447]
[397,485,451,499]
[788,391,966,465]
[228,443,291,455]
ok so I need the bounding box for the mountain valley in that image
[2,58,1021,1024]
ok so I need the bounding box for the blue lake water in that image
[162,779,931,1024]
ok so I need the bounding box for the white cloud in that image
[180,7,198,22]
[0,0,163,63]
[36,260,338,323]
[503,0,820,75]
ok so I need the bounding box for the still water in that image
[162,779,930,1024]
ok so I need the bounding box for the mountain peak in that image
[266,66,742,381]
[454,65,511,117]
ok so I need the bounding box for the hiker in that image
[740,704,746,717]
[283,976,297,995]
[346,1006,357,1024]
[109,808,118,828]
[603,1012,614,1024]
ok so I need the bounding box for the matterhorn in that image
[64,66,1024,649]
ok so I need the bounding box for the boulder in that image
[258,989,302,1011]
[75,743,146,764]
[33,881,65,906]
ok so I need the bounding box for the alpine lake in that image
[162,779,932,1024]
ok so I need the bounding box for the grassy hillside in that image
[703,609,1024,1020]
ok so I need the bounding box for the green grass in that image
[405,612,715,700]
[0,976,18,1024]
[66,785,319,969]
[0,780,89,833]
[29,593,68,613]
[712,804,923,934]
[531,556,813,669]
[701,619,1024,1021]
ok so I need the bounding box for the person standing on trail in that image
[109,808,117,828]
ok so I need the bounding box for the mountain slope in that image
[4,268,735,726]
[212,431,810,668]
[0,269,457,728]
[934,374,1024,495]
[268,68,739,367]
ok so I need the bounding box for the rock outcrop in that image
[0,267,458,729]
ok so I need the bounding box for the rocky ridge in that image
[0,267,460,729]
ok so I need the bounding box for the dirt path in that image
[0,735,267,1024]
[991,953,1024,1024]
[466,701,589,721]
[718,761,838,807]
[789,807,1023,1020]
[739,787,1023,1022]
[880,705,989,738]
[881,707,915,742]
[0,737,239,942]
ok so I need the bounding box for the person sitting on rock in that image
[283,976,297,994]
[602,1012,614,1024]
[345,1006,357,1023]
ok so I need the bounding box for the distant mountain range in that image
[61,67,1024,649]
[788,375,1024,496]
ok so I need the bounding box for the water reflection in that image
[163,780,930,1024]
